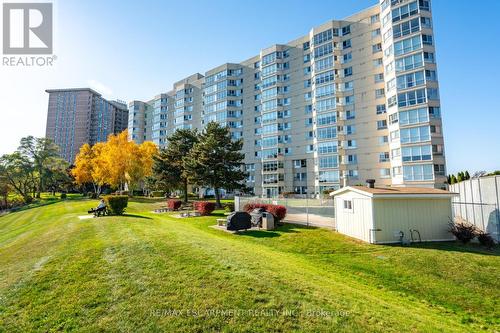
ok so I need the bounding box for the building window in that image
[392,1,418,23]
[343,199,353,210]
[380,168,391,178]
[370,14,380,24]
[396,53,423,72]
[400,126,431,143]
[377,120,388,130]
[399,107,429,126]
[342,25,351,36]
[372,43,382,53]
[403,164,434,181]
[394,35,422,56]
[397,71,425,90]
[379,152,390,162]
[398,88,426,107]
[422,34,433,45]
[393,18,420,39]
[402,145,432,162]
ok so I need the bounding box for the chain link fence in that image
[235,196,335,229]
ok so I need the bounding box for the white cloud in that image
[87,79,113,97]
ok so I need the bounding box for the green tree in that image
[457,172,464,182]
[451,174,457,184]
[447,174,452,185]
[0,152,36,203]
[0,174,11,208]
[153,129,199,203]
[464,171,470,180]
[185,122,247,208]
[18,136,63,198]
[45,159,72,195]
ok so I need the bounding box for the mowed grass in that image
[0,199,498,332]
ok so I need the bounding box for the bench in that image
[180,211,202,218]
[88,206,108,217]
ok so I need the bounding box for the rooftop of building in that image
[331,186,458,198]
[45,88,102,96]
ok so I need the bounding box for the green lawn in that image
[0,199,498,332]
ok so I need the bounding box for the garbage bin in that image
[262,212,275,230]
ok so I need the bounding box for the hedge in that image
[167,199,182,211]
[242,202,287,221]
[194,201,216,215]
[103,195,128,215]
[151,191,165,197]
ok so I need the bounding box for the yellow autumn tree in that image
[90,142,110,193]
[72,130,158,193]
[72,143,99,193]
[127,141,158,190]
[100,131,134,189]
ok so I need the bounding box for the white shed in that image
[331,185,458,244]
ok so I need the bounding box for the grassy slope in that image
[0,199,498,332]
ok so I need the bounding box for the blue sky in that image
[1,0,499,174]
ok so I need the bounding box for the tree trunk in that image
[183,178,188,203]
[214,187,222,208]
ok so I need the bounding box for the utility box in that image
[262,212,275,230]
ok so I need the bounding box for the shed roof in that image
[330,186,458,198]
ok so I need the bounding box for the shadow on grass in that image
[129,197,166,204]
[122,213,153,220]
[388,241,500,256]
[236,224,303,238]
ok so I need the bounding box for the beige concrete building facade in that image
[129,0,446,197]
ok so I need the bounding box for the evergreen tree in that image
[451,174,457,184]
[184,122,247,208]
[153,128,199,203]
[447,174,452,185]
[457,172,464,182]
[464,171,470,180]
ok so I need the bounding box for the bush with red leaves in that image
[265,205,287,221]
[195,201,216,215]
[167,199,182,211]
[242,202,287,221]
[242,202,267,212]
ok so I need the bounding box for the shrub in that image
[195,201,216,215]
[266,205,287,221]
[448,219,477,244]
[477,231,496,249]
[167,199,182,211]
[151,191,165,198]
[243,202,268,212]
[103,195,128,215]
[242,202,287,221]
[60,193,67,200]
[223,202,235,213]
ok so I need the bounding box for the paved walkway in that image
[283,212,336,229]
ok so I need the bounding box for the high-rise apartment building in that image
[129,0,446,196]
[45,88,128,163]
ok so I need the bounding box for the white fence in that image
[235,196,335,229]
[449,176,500,241]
